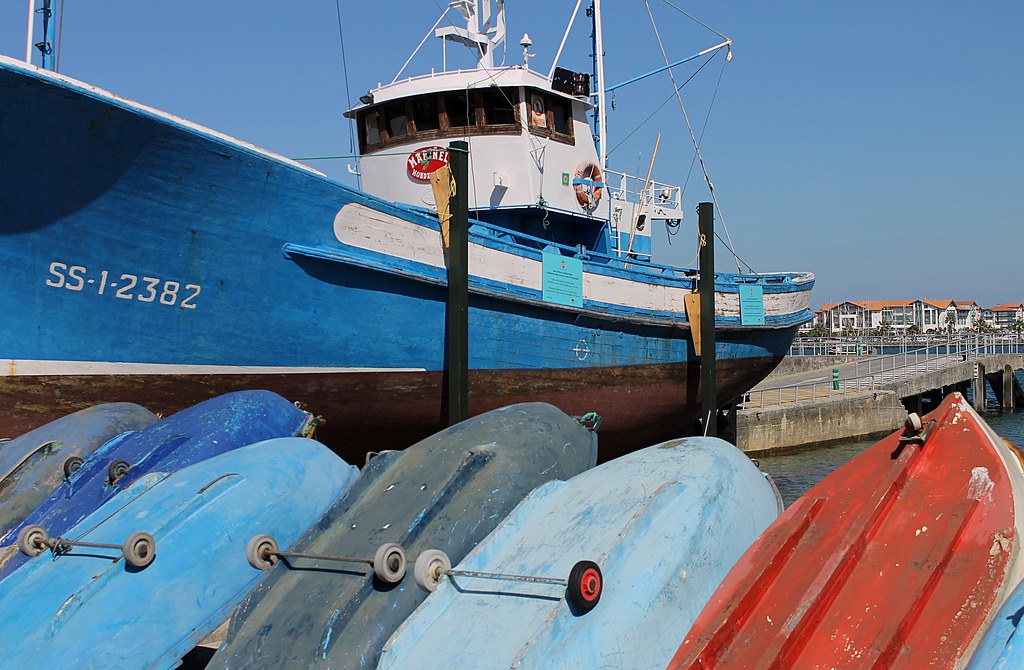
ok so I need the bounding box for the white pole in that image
[25,0,34,64]
[593,0,607,173]
[547,0,582,79]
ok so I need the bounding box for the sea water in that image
[758,371,1024,508]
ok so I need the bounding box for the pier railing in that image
[747,335,1024,408]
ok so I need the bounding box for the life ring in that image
[573,162,604,209]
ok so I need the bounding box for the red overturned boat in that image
[670,392,1024,670]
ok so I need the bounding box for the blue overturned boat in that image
[0,0,813,463]
[0,437,357,670]
[0,403,157,538]
[376,436,782,670]
[0,390,315,579]
[968,577,1024,669]
[205,402,597,670]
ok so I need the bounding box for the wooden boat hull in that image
[0,402,157,537]
[206,402,598,670]
[0,437,357,670]
[377,436,782,670]
[670,392,1024,670]
[0,390,312,579]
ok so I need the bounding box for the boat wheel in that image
[373,543,407,584]
[413,549,451,592]
[122,531,156,568]
[566,560,602,613]
[16,524,50,558]
[246,534,279,570]
[63,456,84,480]
[107,459,131,485]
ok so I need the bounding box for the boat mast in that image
[24,0,34,63]
[434,0,506,70]
[591,0,608,174]
[26,0,57,71]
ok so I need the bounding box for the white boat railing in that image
[746,337,1022,408]
[603,169,683,218]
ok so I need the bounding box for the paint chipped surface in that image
[990,532,1012,556]
[968,467,995,503]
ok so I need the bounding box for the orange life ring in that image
[573,162,604,209]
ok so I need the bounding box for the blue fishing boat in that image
[375,436,781,670]
[0,403,157,538]
[205,402,597,670]
[967,577,1024,669]
[0,1,814,462]
[0,389,315,579]
[0,437,357,670]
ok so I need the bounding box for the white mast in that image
[25,0,34,63]
[593,0,607,173]
[434,0,506,69]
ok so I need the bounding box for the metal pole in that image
[25,0,34,63]
[698,202,716,437]
[447,140,469,425]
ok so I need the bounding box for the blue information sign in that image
[739,284,766,325]
[542,252,583,307]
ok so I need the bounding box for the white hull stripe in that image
[334,204,812,317]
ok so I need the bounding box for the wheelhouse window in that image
[526,90,575,145]
[356,88,522,153]
[481,89,516,125]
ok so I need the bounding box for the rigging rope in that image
[644,0,753,274]
[334,0,357,159]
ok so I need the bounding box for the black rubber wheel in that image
[17,525,50,558]
[63,456,84,480]
[122,531,156,568]
[107,459,131,484]
[566,560,602,614]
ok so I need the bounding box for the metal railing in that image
[790,333,1024,357]
[747,336,1024,409]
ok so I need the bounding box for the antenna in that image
[520,33,533,67]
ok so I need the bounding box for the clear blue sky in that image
[3,1,1022,309]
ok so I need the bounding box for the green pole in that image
[698,202,717,437]
[447,141,469,425]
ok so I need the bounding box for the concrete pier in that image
[737,353,1024,455]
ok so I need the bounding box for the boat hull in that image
[0,437,357,670]
[0,403,157,537]
[377,436,782,670]
[0,351,784,464]
[206,402,598,670]
[0,55,811,461]
[967,576,1024,669]
[670,393,1024,670]
[0,390,312,579]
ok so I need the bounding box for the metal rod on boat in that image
[25,0,34,63]
[447,140,470,425]
[699,202,717,437]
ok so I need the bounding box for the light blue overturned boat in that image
[206,402,598,670]
[0,403,157,538]
[0,437,357,670]
[377,436,782,670]
[967,577,1024,670]
[0,389,314,579]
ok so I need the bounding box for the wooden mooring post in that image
[446,140,469,425]
[698,202,717,437]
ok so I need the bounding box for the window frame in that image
[357,88,523,154]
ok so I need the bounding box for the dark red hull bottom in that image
[0,359,780,463]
